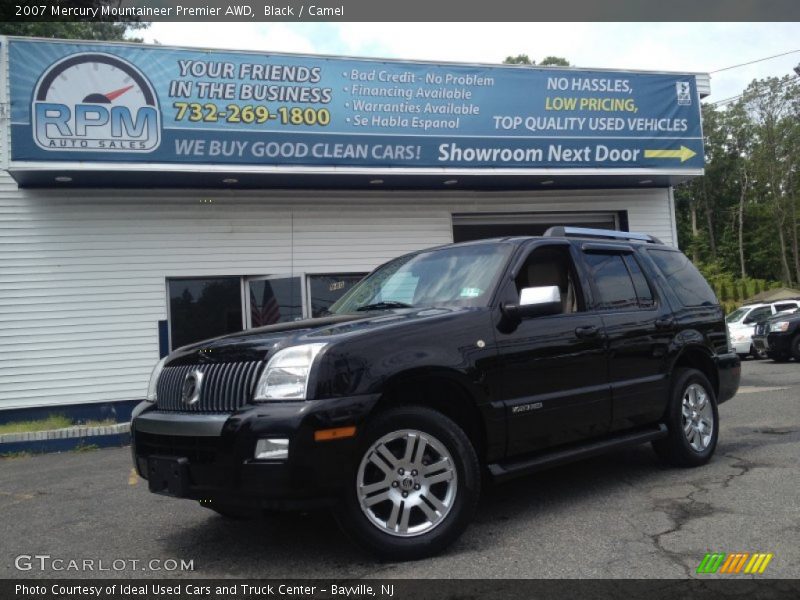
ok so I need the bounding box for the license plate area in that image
[148,456,190,497]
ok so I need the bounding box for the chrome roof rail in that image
[543,226,663,245]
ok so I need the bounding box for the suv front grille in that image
[755,323,766,335]
[135,431,223,464]
[155,362,263,412]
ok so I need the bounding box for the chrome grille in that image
[155,362,263,412]
[755,323,766,335]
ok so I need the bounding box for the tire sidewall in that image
[665,369,719,466]
[336,406,480,560]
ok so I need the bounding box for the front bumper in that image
[715,351,741,404]
[131,394,380,509]
[764,332,794,356]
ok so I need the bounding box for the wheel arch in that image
[672,345,719,397]
[372,368,488,465]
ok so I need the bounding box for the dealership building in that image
[0,36,708,416]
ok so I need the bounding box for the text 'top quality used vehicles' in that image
[131,227,740,560]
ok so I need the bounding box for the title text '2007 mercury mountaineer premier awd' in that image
[131,227,740,559]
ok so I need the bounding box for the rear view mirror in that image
[503,285,562,321]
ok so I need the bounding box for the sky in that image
[143,22,800,103]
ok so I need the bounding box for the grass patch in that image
[80,418,117,428]
[0,414,72,435]
[0,451,32,459]
[74,442,99,453]
[0,415,120,435]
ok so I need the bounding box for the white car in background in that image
[726,300,800,358]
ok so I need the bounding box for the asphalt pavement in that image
[1,358,798,579]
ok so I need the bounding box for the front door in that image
[495,242,610,456]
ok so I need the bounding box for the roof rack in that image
[543,226,663,245]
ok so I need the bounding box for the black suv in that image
[131,227,740,559]
[752,309,800,362]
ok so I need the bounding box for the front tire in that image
[770,351,791,363]
[652,368,718,467]
[335,406,480,560]
[790,335,800,361]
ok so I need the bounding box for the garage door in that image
[452,212,621,243]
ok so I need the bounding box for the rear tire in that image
[335,406,480,561]
[652,368,718,467]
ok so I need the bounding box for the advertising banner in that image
[7,38,704,172]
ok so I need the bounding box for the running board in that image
[488,424,668,482]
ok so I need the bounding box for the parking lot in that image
[1,358,798,579]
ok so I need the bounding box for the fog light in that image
[254,438,289,460]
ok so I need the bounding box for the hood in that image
[167,306,472,364]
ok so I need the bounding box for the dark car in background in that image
[131,227,740,560]
[753,308,800,362]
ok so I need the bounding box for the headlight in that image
[254,343,327,401]
[770,321,790,332]
[145,356,168,402]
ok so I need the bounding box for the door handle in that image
[575,325,599,339]
[655,317,675,330]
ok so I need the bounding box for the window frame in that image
[165,275,247,352]
[581,246,660,313]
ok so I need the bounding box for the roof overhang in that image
[7,163,702,190]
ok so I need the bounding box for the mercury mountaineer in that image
[131,228,740,559]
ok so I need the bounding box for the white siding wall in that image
[0,170,674,410]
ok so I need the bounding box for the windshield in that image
[328,243,513,314]
[725,307,748,323]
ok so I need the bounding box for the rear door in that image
[494,242,610,456]
[581,245,673,431]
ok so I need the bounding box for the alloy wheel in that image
[356,429,458,537]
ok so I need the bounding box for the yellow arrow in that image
[644,146,697,163]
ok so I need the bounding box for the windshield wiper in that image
[356,301,413,311]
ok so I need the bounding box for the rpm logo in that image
[32,53,161,152]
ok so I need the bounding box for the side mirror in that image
[503,285,562,321]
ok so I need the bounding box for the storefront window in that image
[308,274,366,317]
[248,277,303,327]
[168,277,243,350]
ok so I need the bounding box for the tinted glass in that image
[648,249,717,307]
[774,302,798,312]
[169,278,243,349]
[249,277,302,327]
[744,306,771,324]
[583,252,638,310]
[330,244,513,313]
[624,254,655,308]
[726,307,748,323]
[308,274,366,317]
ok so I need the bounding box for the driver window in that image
[515,246,582,314]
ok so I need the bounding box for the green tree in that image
[504,54,533,65]
[503,55,570,66]
[0,20,148,42]
[540,56,571,67]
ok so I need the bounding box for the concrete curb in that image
[0,423,131,455]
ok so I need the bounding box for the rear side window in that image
[624,254,655,308]
[583,252,638,310]
[648,249,717,307]
[774,302,798,312]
